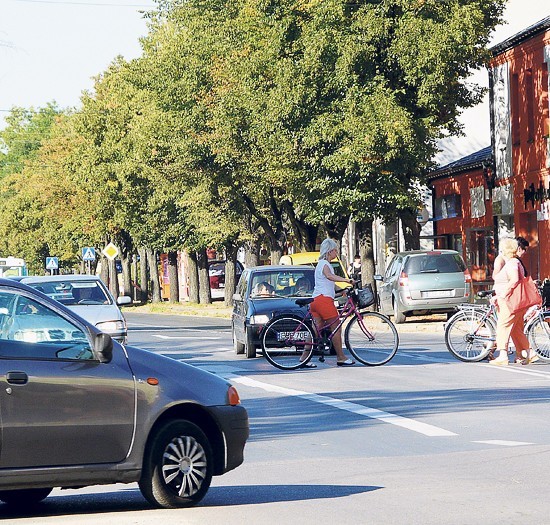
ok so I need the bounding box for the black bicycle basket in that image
[354,284,375,308]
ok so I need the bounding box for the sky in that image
[1,0,549,164]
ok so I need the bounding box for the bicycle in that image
[445,279,550,362]
[260,283,399,370]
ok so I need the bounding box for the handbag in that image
[504,258,541,313]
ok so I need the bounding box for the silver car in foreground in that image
[19,275,131,343]
[0,278,248,509]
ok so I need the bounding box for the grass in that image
[123,300,232,318]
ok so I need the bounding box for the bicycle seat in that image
[295,298,314,306]
[477,290,495,298]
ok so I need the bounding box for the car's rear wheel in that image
[393,300,406,324]
[245,327,256,358]
[139,420,213,509]
[0,488,52,507]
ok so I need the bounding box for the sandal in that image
[337,359,355,367]
[299,362,317,368]
[521,353,540,365]
[489,358,508,366]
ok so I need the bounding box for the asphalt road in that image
[3,312,550,525]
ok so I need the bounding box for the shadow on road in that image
[0,484,380,518]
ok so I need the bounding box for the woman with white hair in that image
[303,238,355,367]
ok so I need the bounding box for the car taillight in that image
[398,271,409,287]
[227,385,241,406]
[464,269,471,297]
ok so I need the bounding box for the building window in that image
[434,194,462,220]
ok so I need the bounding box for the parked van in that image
[279,252,349,289]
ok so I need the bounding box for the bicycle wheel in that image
[261,315,315,370]
[345,312,398,366]
[528,313,550,361]
[444,309,495,362]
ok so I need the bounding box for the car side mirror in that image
[233,293,242,301]
[117,296,132,306]
[373,274,383,281]
[95,332,113,363]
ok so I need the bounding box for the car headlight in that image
[96,320,126,332]
[250,314,269,325]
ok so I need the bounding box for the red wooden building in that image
[429,16,550,292]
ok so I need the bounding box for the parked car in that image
[18,275,131,343]
[279,251,349,289]
[0,277,248,508]
[232,265,316,358]
[375,250,472,323]
[209,260,244,299]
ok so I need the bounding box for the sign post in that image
[82,247,96,275]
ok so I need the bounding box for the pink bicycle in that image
[260,284,399,370]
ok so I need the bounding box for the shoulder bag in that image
[504,258,542,314]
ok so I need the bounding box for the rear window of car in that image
[404,254,465,275]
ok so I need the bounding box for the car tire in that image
[233,326,245,355]
[393,300,406,324]
[0,488,52,507]
[139,419,213,509]
[245,327,256,358]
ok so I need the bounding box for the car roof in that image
[247,265,314,272]
[395,250,460,257]
[19,275,104,283]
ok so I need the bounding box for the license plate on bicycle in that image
[277,331,309,342]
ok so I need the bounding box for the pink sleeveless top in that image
[493,257,524,298]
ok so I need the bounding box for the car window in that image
[28,280,110,306]
[250,270,314,298]
[385,257,401,279]
[404,254,465,275]
[0,291,94,360]
[236,270,249,297]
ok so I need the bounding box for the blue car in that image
[232,265,316,358]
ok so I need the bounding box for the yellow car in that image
[279,251,350,290]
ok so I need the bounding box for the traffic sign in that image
[102,242,119,261]
[45,257,59,270]
[82,247,96,261]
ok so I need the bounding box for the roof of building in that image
[427,146,492,181]
[490,15,550,55]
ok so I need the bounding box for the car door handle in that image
[6,372,28,385]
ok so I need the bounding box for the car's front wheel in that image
[233,326,245,355]
[245,327,256,358]
[139,420,213,509]
[0,488,52,507]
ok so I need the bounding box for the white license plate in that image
[277,331,310,342]
[422,290,453,299]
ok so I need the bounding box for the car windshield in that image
[404,254,465,275]
[28,280,111,306]
[250,270,314,298]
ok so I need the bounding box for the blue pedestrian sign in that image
[82,247,96,261]
[45,257,59,270]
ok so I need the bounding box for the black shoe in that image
[299,362,317,368]
[337,359,355,367]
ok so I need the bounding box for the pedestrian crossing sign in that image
[82,247,96,261]
[45,257,59,270]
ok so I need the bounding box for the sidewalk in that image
[124,301,446,332]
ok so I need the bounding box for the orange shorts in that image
[310,295,338,320]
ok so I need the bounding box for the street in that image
[3,311,550,524]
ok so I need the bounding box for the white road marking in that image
[228,375,457,437]
[153,334,222,340]
[473,440,534,447]
[481,363,550,378]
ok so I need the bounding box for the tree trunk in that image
[138,247,148,303]
[224,242,238,307]
[400,208,422,251]
[121,254,131,297]
[197,248,211,304]
[147,249,162,303]
[187,251,199,303]
[324,215,351,244]
[270,247,282,265]
[99,255,109,289]
[132,253,139,302]
[167,250,179,303]
[245,238,260,268]
[356,219,376,303]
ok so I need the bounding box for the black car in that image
[232,265,316,358]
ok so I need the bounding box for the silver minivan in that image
[375,250,472,323]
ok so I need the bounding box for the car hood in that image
[249,297,310,318]
[66,304,123,325]
[123,344,232,406]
